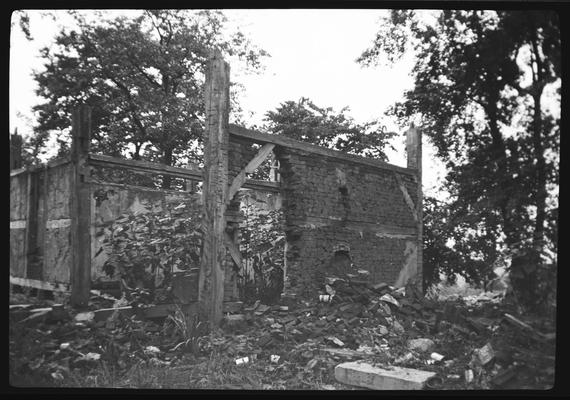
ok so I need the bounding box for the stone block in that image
[335,361,437,390]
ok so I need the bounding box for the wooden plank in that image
[22,172,32,279]
[242,179,280,192]
[394,172,418,223]
[26,170,42,280]
[70,106,92,308]
[10,276,69,292]
[92,303,199,321]
[88,153,202,180]
[229,124,417,176]
[10,167,28,178]
[227,143,275,202]
[199,50,230,329]
[335,361,437,390]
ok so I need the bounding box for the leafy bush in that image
[239,192,285,304]
[102,188,286,305]
[102,195,202,304]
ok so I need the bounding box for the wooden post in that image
[70,106,92,308]
[25,170,41,280]
[199,50,230,329]
[406,124,423,292]
[10,131,23,170]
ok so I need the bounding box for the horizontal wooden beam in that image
[88,154,279,193]
[242,179,280,192]
[85,177,197,197]
[88,154,203,180]
[10,157,72,178]
[229,124,417,176]
[10,276,69,292]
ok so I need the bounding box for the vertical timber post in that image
[70,106,92,308]
[406,124,423,292]
[199,50,230,329]
[10,131,23,170]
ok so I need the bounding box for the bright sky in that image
[9,9,446,196]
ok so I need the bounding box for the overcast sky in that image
[9,9,447,196]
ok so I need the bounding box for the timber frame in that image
[9,52,422,327]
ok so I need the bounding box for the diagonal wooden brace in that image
[224,231,242,270]
[394,172,419,223]
[226,143,275,203]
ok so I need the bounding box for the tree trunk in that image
[485,101,518,248]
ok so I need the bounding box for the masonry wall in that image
[275,147,420,298]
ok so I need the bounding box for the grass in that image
[56,351,332,389]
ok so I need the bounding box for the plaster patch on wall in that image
[394,240,418,288]
[375,232,416,239]
[46,218,71,229]
[10,220,26,229]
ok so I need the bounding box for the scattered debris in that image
[319,295,332,303]
[503,313,555,341]
[395,353,415,365]
[9,277,556,390]
[235,356,250,366]
[74,311,95,323]
[408,338,435,353]
[472,343,495,367]
[326,337,345,347]
[144,346,161,356]
[380,294,400,307]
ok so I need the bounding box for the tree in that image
[359,10,560,307]
[31,10,268,187]
[264,97,396,160]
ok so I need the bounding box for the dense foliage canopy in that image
[360,10,560,308]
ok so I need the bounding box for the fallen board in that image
[335,361,437,390]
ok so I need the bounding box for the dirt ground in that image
[8,281,556,391]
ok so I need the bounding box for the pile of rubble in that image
[9,274,556,389]
[216,272,556,390]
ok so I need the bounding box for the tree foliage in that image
[264,97,396,162]
[31,10,268,175]
[360,10,560,308]
[239,191,285,304]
